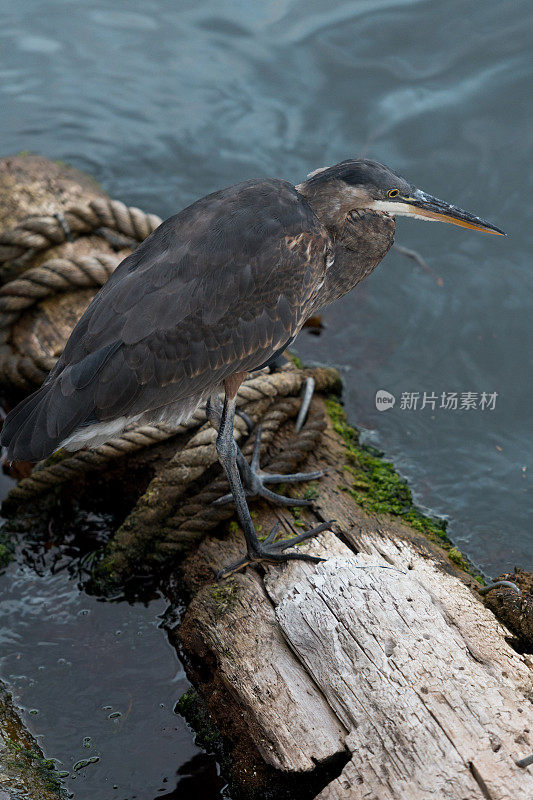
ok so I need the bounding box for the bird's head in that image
[297,158,505,236]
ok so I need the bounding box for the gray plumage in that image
[2,158,501,463]
[2,178,334,460]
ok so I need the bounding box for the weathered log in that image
[1,156,531,799]
[172,404,533,799]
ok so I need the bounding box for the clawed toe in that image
[217,520,334,579]
[295,376,315,432]
[213,421,325,508]
[209,386,326,510]
[213,486,313,507]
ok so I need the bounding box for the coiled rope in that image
[4,366,336,507]
[0,199,162,389]
[0,198,161,267]
[0,253,120,387]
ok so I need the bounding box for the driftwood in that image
[0,155,531,800]
[173,408,533,799]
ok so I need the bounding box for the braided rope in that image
[0,198,162,389]
[0,253,118,322]
[0,253,120,388]
[0,198,162,266]
[3,366,337,508]
[92,394,328,585]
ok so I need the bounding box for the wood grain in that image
[177,408,533,799]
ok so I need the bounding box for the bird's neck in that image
[296,179,354,231]
[297,183,396,309]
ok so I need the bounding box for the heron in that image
[1,159,504,576]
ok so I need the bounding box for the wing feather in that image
[1,178,331,459]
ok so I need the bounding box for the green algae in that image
[0,539,13,569]
[285,351,303,369]
[5,738,62,793]
[176,688,221,752]
[209,580,240,619]
[73,756,99,771]
[290,506,305,528]
[448,546,471,572]
[324,395,483,581]
[303,482,320,501]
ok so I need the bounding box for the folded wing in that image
[1,179,330,461]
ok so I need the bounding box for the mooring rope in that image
[3,366,337,509]
[0,253,120,388]
[0,198,161,267]
[0,199,162,390]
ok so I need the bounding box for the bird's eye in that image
[388,189,400,198]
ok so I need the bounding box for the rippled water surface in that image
[1,0,532,797]
[0,518,225,799]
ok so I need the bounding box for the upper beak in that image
[403,189,506,236]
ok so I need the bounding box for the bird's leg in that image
[214,375,331,579]
[207,380,325,509]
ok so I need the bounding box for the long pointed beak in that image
[403,190,506,235]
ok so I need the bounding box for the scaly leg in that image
[213,377,332,579]
[206,384,324,508]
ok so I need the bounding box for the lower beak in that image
[405,190,505,235]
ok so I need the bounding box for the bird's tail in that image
[1,380,90,462]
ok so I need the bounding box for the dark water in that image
[0,513,226,799]
[0,0,532,797]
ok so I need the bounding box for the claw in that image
[273,520,333,550]
[516,753,533,769]
[217,520,333,579]
[236,408,254,433]
[250,424,262,471]
[214,487,312,507]
[216,555,254,579]
[295,376,315,432]
[212,421,325,508]
[261,469,325,485]
[262,521,281,545]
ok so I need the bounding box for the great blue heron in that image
[1,159,504,576]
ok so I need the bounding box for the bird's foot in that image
[217,521,333,579]
[214,422,325,508]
